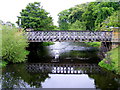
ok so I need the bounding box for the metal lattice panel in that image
[25,31,113,42]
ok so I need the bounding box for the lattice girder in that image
[25,31,113,42]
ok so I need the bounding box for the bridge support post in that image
[99,27,120,58]
[100,42,112,52]
[101,27,120,51]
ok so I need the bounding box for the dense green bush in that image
[1,25,29,63]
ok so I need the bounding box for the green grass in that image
[42,42,54,46]
[85,42,101,47]
[99,46,120,75]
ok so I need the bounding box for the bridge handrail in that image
[25,30,113,32]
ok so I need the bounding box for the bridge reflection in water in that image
[26,63,103,74]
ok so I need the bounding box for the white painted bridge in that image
[25,31,113,42]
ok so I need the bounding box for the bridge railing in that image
[25,31,113,42]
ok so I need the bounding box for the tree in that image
[58,9,70,30]
[58,1,119,31]
[69,20,86,30]
[82,1,119,30]
[82,2,100,30]
[17,2,55,31]
[100,10,120,31]
[58,3,88,30]
[68,3,88,24]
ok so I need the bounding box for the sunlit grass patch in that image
[41,42,55,46]
[99,46,120,75]
[85,42,101,47]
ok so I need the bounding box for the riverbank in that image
[41,42,54,46]
[99,46,120,75]
[85,42,101,47]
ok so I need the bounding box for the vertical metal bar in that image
[59,32,61,41]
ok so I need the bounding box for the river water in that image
[1,42,120,89]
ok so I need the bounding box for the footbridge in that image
[25,31,113,42]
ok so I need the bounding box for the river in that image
[1,42,120,89]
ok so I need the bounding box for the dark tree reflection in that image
[2,64,49,88]
[88,70,120,89]
[27,42,53,63]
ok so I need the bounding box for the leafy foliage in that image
[58,3,87,30]
[58,1,120,31]
[0,61,8,67]
[1,25,29,63]
[58,10,71,30]
[17,2,55,31]
[69,20,86,30]
[100,10,120,31]
[68,3,87,23]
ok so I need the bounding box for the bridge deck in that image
[25,31,113,42]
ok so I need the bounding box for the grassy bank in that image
[42,42,54,46]
[99,46,120,75]
[85,42,101,47]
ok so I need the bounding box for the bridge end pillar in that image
[110,27,120,43]
[110,27,120,49]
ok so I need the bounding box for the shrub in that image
[1,25,29,63]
